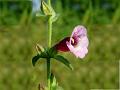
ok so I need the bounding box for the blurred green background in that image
[0,0,120,90]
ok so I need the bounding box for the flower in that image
[32,0,41,13]
[66,25,89,58]
[54,25,89,59]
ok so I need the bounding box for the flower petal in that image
[66,42,88,58]
[70,25,87,44]
[67,25,89,59]
[75,36,89,48]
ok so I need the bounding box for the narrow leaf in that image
[32,54,41,66]
[54,55,73,70]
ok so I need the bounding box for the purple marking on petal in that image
[70,25,87,44]
[73,25,87,37]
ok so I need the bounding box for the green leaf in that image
[32,54,42,66]
[53,55,73,70]
[32,47,58,66]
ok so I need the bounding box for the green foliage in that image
[32,47,73,70]
[50,73,58,90]
[54,55,73,70]
[32,54,41,66]
[45,73,64,90]
[50,73,64,90]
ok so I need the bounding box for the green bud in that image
[41,0,52,15]
[36,44,44,54]
[41,0,59,22]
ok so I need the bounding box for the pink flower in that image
[54,25,89,59]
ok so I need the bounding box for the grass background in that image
[0,0,120,90]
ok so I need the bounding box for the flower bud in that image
[41,0,52,15]
[36,44,44,54]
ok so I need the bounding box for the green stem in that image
[47,17,52,90]
[47,0,52,90]
[48,17,52,47]
[47,58,51,90]
[48,0,51,6]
